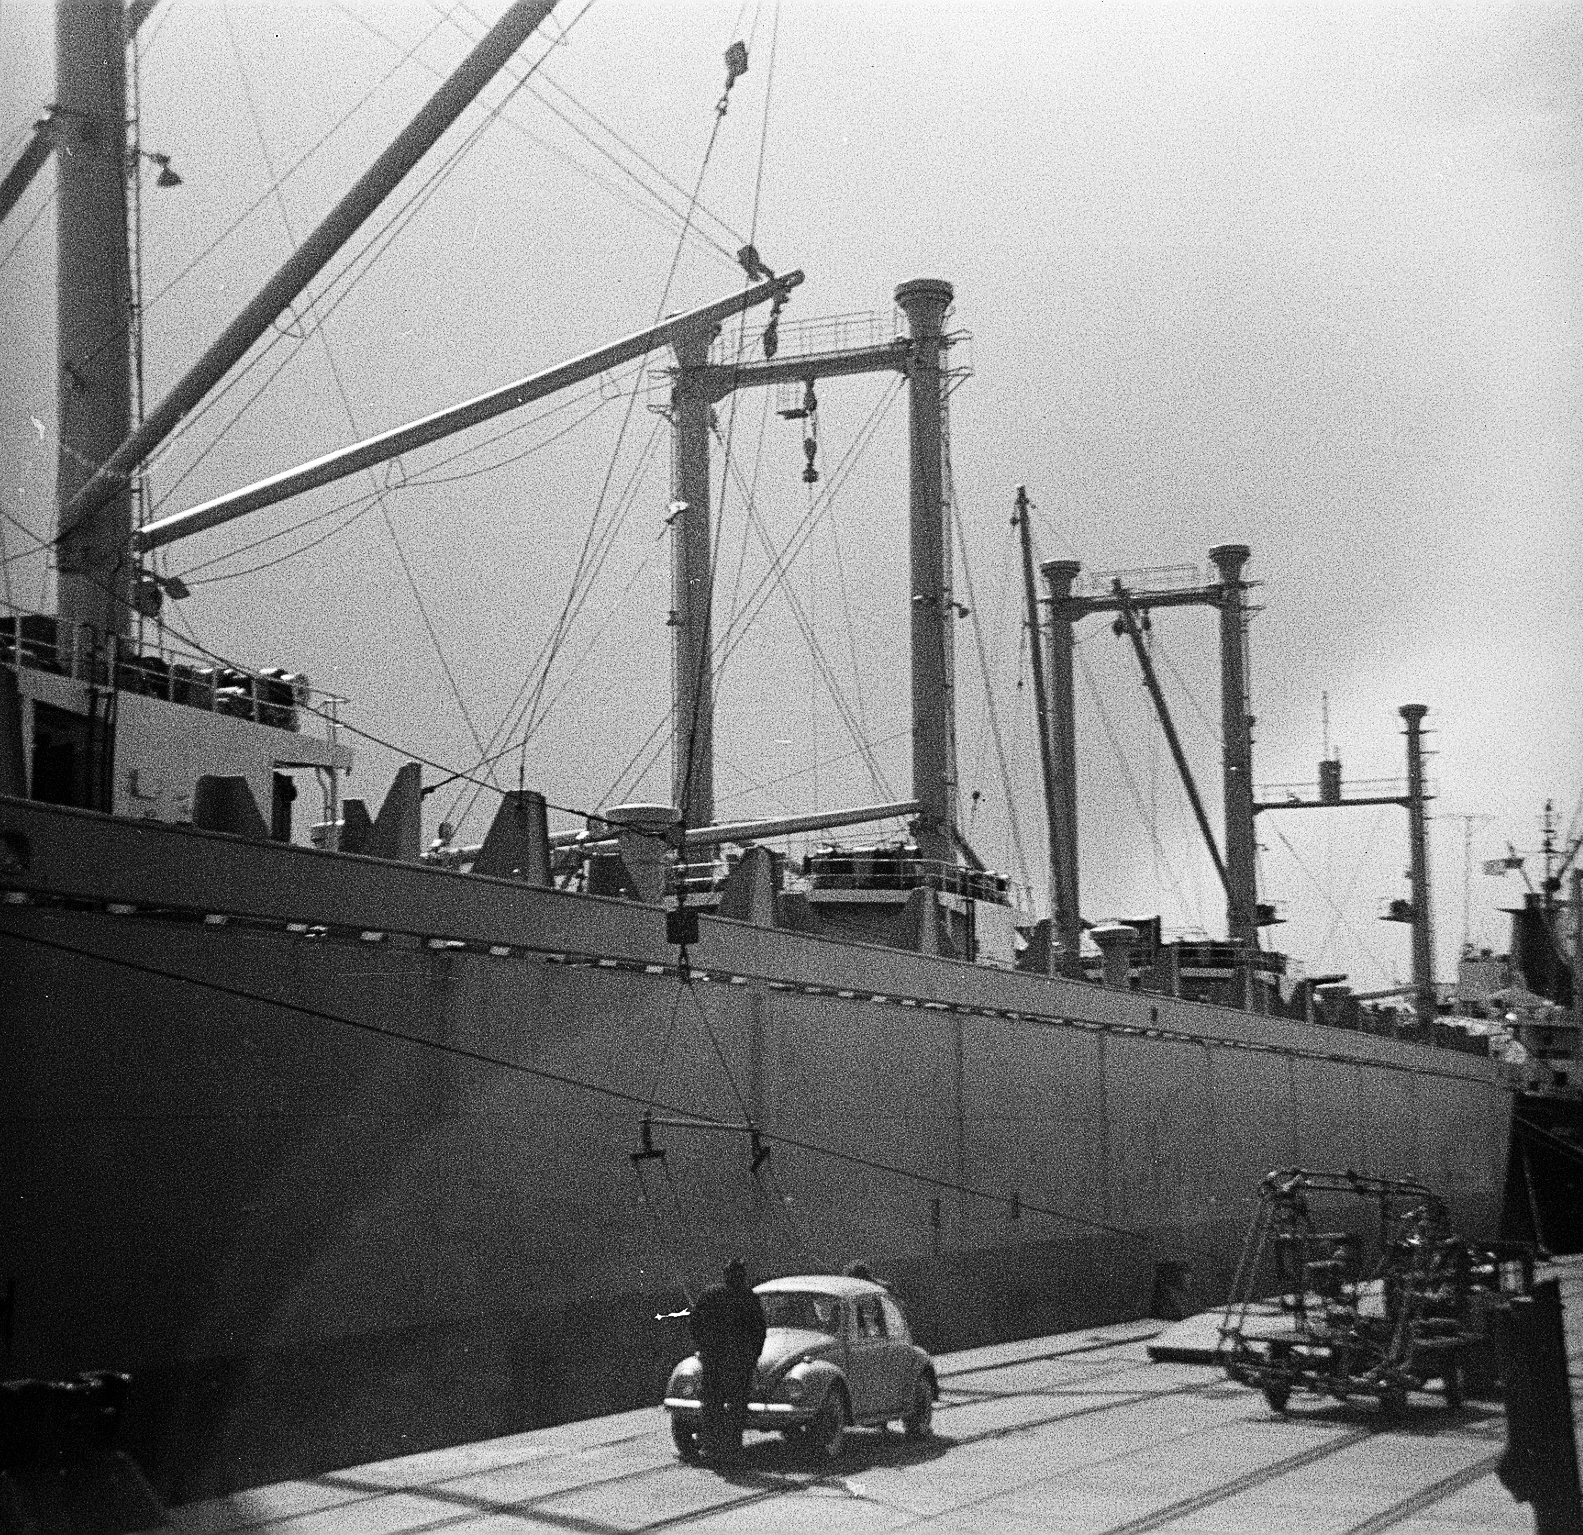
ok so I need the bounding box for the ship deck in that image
[173,1258,1580,1534]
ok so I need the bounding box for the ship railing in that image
[1076,563,1203,597]
[1256,775,1410,803]
[0,602,346,734]
[807,852,1010,905]
[1173,940,1287,976]
[668,859,729,896]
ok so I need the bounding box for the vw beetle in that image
[663,1274,938,1461]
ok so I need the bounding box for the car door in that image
[843,1293,890,1420]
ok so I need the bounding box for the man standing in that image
[689,1258,767,1461]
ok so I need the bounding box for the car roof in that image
[754,1274,890,1300]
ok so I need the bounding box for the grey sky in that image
[1,0,1578,989]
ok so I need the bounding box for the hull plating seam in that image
[3,889,1495,1085]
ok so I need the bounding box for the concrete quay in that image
[173,1260,1581,1535]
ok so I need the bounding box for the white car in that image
[663,1274,938,1462]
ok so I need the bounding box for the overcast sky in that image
[2,0,1579,990]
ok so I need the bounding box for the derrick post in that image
[669,325,718,828]
[1041,558,1084,977]
[1401,704,1436,1034]
[1210,544,1259,962]
[54,0,133,639]
[895,279,956,866]
[1016,489,1059,975]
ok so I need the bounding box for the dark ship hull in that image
[2,794,1513,1502]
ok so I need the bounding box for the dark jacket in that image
[690,1279,767,1364]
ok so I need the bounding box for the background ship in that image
[0,0,1565,1506]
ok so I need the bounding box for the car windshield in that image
[759,1290,841,1334]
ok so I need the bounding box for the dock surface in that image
[174,1260,1580,1534]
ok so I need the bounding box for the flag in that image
[1483,859,1509,876]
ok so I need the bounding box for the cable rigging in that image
[218,0,501,784]
[145,1,599,515]
[712,431,892,800]
[950,480,1033,903]
[1077,643,1207,933]
[601,376,905,810]
[461,35,750,831]
[415,0,748,265]
[171,382,621,588]
[1265,816,1396,987]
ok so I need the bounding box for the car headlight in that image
[777,1370,809,1405]
[669,1362,701,1399]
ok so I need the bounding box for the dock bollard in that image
[1494,1279,1583,1535]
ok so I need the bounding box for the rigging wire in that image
[409,0,746,264]
[0,183,55,276]
[713,728,911,812]
[180,501,383,585]
[174,366,639,581]
[713,433,891,797]
[1266,816,1396,985]
[1313,804,1388,969]
[9,926,1154,1245]
[952,500,1032,899]
[1150,629,1223,748]
[458,36,741,833]
[443,413,668,831]
[602,378,905,808]
[66,2,459,388]
[964,507,1016,822]
[172,385,621,585]
[720,390,773,640]
[146,2,597,512]
[707,378,906,682]
[132,606,603,819]
[1076,644,1207,931]
[215,0,501,785]
[670,26,768,840]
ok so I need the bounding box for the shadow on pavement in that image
[700,1425,952,1484]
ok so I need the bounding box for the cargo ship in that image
[1,0,1518,1504]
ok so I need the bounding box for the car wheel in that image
[901,1377,934,1440]
[808,1392,848,1463]
[1262,1381,1291,1414]
[1379,1384,1408,1421]
[670,1415,702,1463]
[1442,1358,1464,1410]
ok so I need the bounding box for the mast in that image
[669,324,717,828]
[1210,544,1259,956]
[1400,704,1436,1032]
[1015,489,1060,974]
[1040,557,1083,977]
[54,0,134,638]
[895,278,956,865]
